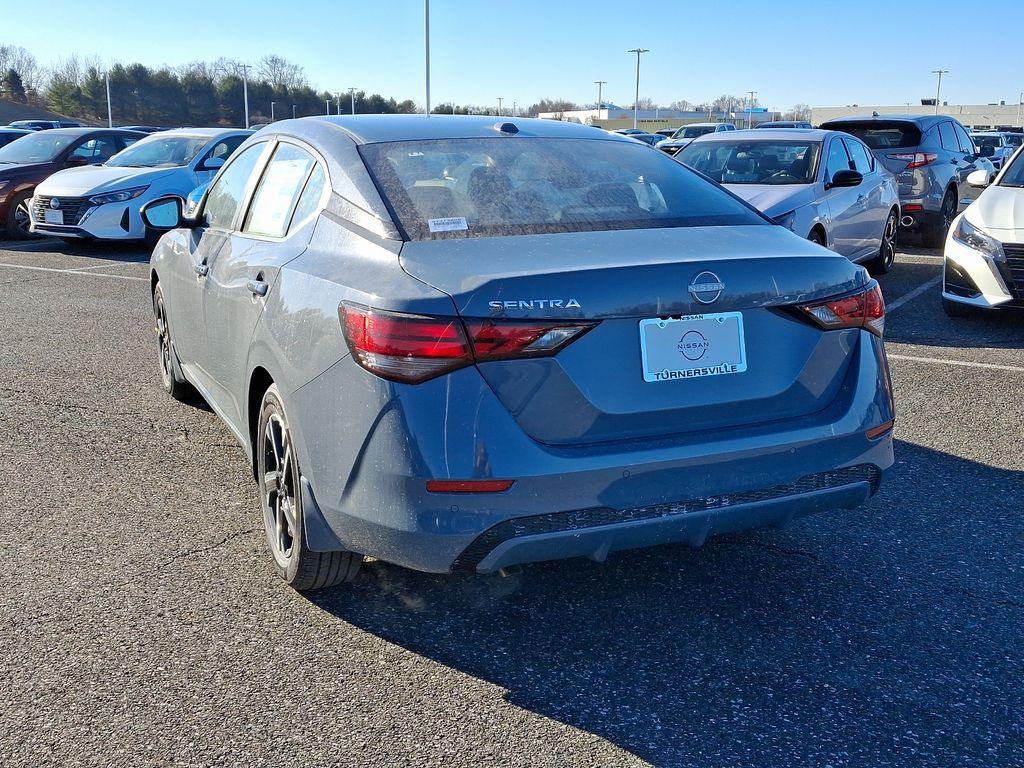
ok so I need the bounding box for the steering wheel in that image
[766,170,800,183]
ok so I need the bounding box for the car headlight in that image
[88,185,150,205]
[772,210,798,231]
[951,216,1004,261]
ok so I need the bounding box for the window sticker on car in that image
[428,216,468,233]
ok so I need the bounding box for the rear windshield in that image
[360,137,766,240]
[678,140,821,184]
[825,121,922,149]
[1004,134,1023,147]
[674,125,716,139]
[971,135,1002,148]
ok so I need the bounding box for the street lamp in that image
[326,98,332,115]
[932,69,948,115]
[348,88,357,115]
[497,97,503,116]
[292,104,297,119]
[594,80,606,123]
[424,0,431,115]
[239,64,251,129]
[627,48,649,130]
[1017,91,1022,128]
[271,101,275,121]
[104,70,112,128]
[746,90,757,129]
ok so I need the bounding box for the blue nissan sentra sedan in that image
[143,115,895,591]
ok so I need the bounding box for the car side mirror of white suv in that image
[967,169,991,188]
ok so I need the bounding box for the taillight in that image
[887,152,936,169]
[340,304,597,383]
[794,282,885,337]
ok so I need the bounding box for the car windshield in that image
[106,135,209,168]
[972,135,1002,148]
[0,132,75,164]
[674,126,716,139]
[677,140,821,185]
[359,137,765,240]
[826,121,922,149]
[998,151,1024,187]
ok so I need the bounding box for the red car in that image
[0,127,143,238]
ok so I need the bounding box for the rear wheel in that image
[257,384,362,591]
[865,209,898,275]
[4,192,34,239]
[923,189,957,249]
[807,228,826,247]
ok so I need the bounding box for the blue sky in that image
[5,0,1022,110]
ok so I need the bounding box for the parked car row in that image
[0,125,251,240]
[135,114,895,591]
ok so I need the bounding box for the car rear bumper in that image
[287,331,895,573]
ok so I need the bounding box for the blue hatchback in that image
[145,115,895,590]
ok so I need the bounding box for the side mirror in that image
[828,169,863,188]
[967,169,991,188]
[197,155,225,173]
[141,196,187,230]
[979,145,995,158]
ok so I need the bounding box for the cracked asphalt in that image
[2,238,1022,767]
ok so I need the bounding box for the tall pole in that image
[326,98,331,115]
[747,90,757,128]
[512,101,516,118]
[1017,91,1022,127]
[104,71,112,128]
[594,80,606,122]
[240,64,250,129]
[336,93,342,115]
[348,88,356,115]
[424,0,431,116]
[292,104,297,119]
[932,69,948,115]
[497,97,503,116]
[271,101,275,121]
[628,48,649,130]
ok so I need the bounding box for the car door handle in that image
[247,279,269,297]
[194,263,209,277]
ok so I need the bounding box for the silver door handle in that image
[194,263,209,277]
[247,279,269,297]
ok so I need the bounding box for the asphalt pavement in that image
[1,237,1022,767]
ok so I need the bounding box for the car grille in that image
[32,195,93,226]
[451,464,881,572]
[1000,244,1024,301]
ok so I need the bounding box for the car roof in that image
[681,122,720,128]
[257,115,636,146]
[141,127,253,140]
[970,131,1001,135]
[821,114,950,128]
[688,128,831,142]
[9,127,145,138]
[0,127,31,133]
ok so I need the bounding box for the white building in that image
[811,103,1024,130]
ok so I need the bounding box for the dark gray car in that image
[820,115,996,247]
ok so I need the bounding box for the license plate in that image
[43,209,63,225]
[639,312,747,383]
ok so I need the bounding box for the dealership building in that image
[537,104,781,132]
[811,102,1023,130]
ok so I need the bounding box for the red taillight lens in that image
[795,282,885,337]
[426,479,514,493]
[887,152,936,169]
[340,304,596,383]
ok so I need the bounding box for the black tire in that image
[941,296,981,319]
[153,282,193,401]
[4,191,35,240]
[808,228,826,247]
[865,209,898,275]
[923,189,957,249]
[257,384,362,591]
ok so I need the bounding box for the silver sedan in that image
[677,129,901,274]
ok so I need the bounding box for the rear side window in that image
[844,139,874,173]
[243,143,317,238]
[825,120,922,149]
[203,143,267,230]
[938,122,958,151]
[953,123,975,153]
[360,137,766,241]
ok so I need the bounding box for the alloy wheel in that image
[262,413,298,567]
[881,212,897,269]
[941,193,957,235]
[155,295,173,388]
[14,199,32,237]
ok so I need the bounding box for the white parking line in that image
[886,275,943,312]
[888,353,1024,373]
[0,262,146,282]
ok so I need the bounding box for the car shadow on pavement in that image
[309,440,1023,766]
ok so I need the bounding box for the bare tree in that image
[0,44,44,91]
[668,99,694,111]
[256,55,307,90]
[783,103,811,121]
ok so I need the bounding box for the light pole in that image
[348,88,357,115]
[239,64,251,129]
[292,104,297,119]
[104,70,112,128]
[512,101,516,118]
[594,80,606,122]
[326,98,332,115]
[932,69,948,115]
[1017,92,1022,128]
[271,101,276,121]
[746,90,757,128]
[336,93,343,115]
[627,48,649,130]
[424,0,431,116]
[497,97,503,116]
